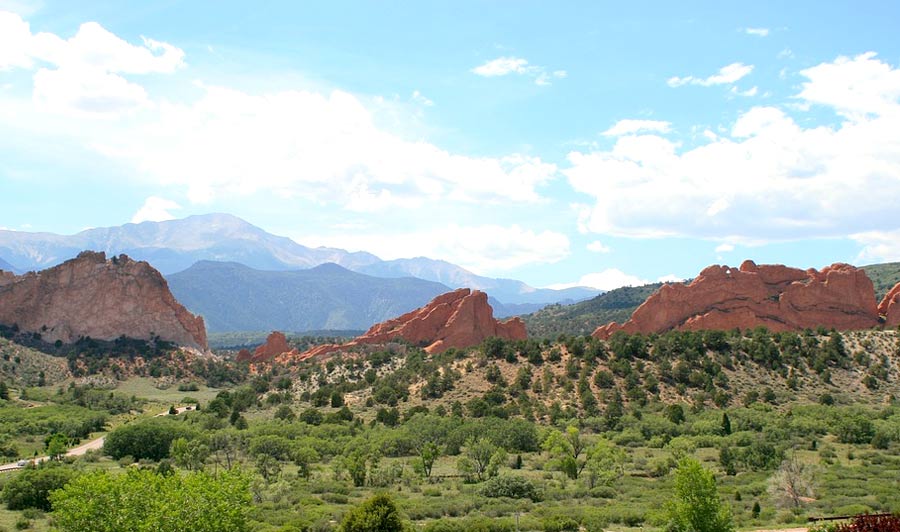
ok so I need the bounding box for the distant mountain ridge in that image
[0,257,19,274]
[359,257,599,305]
[0,214,380,275]
[165,261,454,333]
[0,213,599,307]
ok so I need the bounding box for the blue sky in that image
[2,1,900,289]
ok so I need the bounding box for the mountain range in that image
[166,261,453,332]
[0,213,600,329]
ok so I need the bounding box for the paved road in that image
[0,405,194,473]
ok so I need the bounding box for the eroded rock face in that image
[298,288,527,360]
[243,331,298,363]
[879,282,900,328]
[593,260,880,339]
[0,251,207,350]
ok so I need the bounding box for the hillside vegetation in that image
[524,283,662,338]
[863,261,900,300]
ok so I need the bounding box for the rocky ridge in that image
[879,282,900,328]
[298,288,527,360]
[594,260,885,339]
[0,251,207,350]
[236,331,299,363]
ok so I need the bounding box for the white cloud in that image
[472,57,534,77]
[586,240,611,253]
[548,269,649,291]
[472,56,565,86]
[668,62,754,88]
[566,52,900,243]
[715,243,735,253]
[852,229,900,264]
[603,119,672,137]
[0,14,558,209]
[131,196,181,223]
[730,85,758,97]
[82,86,557,206]
[0,11,184,115]
[797,51,900,120]
[745,27,770,37]
[300,224,570,274]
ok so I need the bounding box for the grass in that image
[112,377,221,405]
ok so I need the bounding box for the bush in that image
[50,468,251,532]
[103,418,196,461]
[479,475,542,502]
[1,464,78,511]
[338,493,410,532]
[542,516,579,532]
[835,513,900,532]
[423,517,515,532]
[665,458,734,532]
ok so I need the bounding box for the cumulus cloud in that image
[668,62,754,88]
[82,84,557,206]
[131,196,180,223]
[567,52,900,243]
[852,229,900,264]
[603,119,672,137]
[300,224,570,274]
[471,56,566,85]
[0,13,558,210]
[548,269,650,291]
[0,11,184,116]
[745,27,770,37]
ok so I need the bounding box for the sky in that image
[2,1,900,290]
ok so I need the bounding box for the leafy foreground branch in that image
[49,468,251,532]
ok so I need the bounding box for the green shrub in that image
[1,464,78,511]
[103,418,196,461]
[338,493,410,532]
[479,475,542,502]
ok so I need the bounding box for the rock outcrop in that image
[300,288,527,360]
[0,251,208,350]
[237,331,299,363]
[879,282,900,328]
[593,260,881,339]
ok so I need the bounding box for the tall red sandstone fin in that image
[0,251,208,350]
[296,288,527,360]
[250,331,299,363]
[592,261,880,339]
[879,282,900,327]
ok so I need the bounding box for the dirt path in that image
[0,405,194,472]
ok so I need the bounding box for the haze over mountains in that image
[167,261,451,332]
[0,214,600,331]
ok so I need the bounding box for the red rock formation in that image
[593,260,880,339]
[879,282,900,328]
[244,331,298,363]
[297,288,527,360]
[235,348,253,363]
[0,251,208,350]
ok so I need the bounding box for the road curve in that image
[0,405,194,473]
